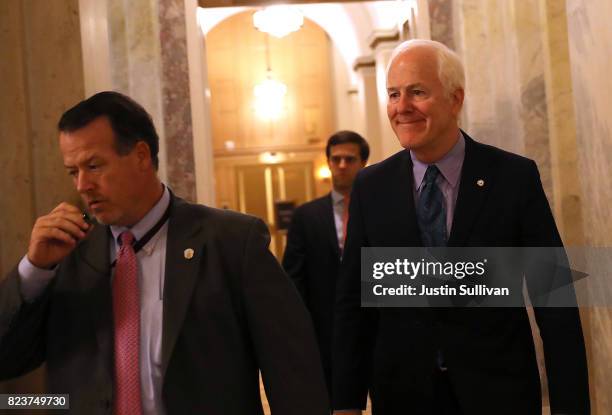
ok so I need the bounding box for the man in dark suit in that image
[332,40,589,414]
[0,91,329,414]
[283,131,369,397]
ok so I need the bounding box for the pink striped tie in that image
[113,231,143,415]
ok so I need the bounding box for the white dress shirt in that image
[331,189,347,251]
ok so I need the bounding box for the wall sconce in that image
[259,151,287,164]
[317,165,331,180]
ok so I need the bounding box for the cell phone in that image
[82,211,94,225]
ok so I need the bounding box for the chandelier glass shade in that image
[253,6,304,38]
[254,72,287,120]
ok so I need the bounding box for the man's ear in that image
[451,88,465,115]
[134,141,153,169]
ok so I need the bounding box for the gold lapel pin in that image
[184,248,194,259]
[477,179,485,187]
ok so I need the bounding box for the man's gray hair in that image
[387,39,465,98]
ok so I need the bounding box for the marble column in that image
[441,0,611,410]
[0,0,85,394]
[566,1,612,413]
[0,0,84,272]
[537,0,585,244]
[158,0,197,201]
[353,57,383,164]
[106,0,198,202]
[511,0,554,208]
[456,0,526,155]
[370,30,403,160]
[107,0,169,189]
[428,0,455,49]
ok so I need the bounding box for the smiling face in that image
[386,46,464,163]
[59,116,159,226]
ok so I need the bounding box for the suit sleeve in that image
[0,267,48,380]
[521,160,590,414]
[332,176,377,410]
[282,207,309,303]
[240,217,329,414]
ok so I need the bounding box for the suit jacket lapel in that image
[77,224,113,379]
[320,193,340,256]
[161,197,208,378]
[386,150,422,247]
[448,134,493,246]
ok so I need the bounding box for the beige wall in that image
[0,0,85,393]
[0,0,84,280]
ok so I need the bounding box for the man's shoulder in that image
[468,136,535,168]
[294,194,330,215]
[465,135,540,185]
[172,198,262,231]
[357,149,410,183]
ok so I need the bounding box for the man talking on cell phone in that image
[0,91,329,415]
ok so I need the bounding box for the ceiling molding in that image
[352,55,375,72]
[367,28,400,50]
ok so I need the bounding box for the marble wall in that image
[566,1,612,413]
[0,0,85,277]
[353,59,384,163]
[428,0,454,50]
[107,0,197,201]
[538,0,585,244]
[158,0,197,201]
[448,0,588,246]
[0,0,85,393]
[456,0,528,154]
[566,1,612,248]
[431,0,612,412]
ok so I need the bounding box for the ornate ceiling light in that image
[253,34,287,120]
[253,6,304,39]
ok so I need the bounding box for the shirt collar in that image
[331,189,345,205]
[110,185,170,246]
[411,131,465,191]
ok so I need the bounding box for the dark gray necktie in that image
[416,165,447,247]
[417,165,449,370]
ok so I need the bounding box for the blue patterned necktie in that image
[417,165,447,247]
[417,165,449,370]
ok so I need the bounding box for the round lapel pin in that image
[476,179,485,187]
[184,248,194,259]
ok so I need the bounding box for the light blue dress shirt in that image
[410,131,466,235]
[18,185,171,415]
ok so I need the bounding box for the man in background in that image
[283,130,369,398]
[0,91,329,414]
